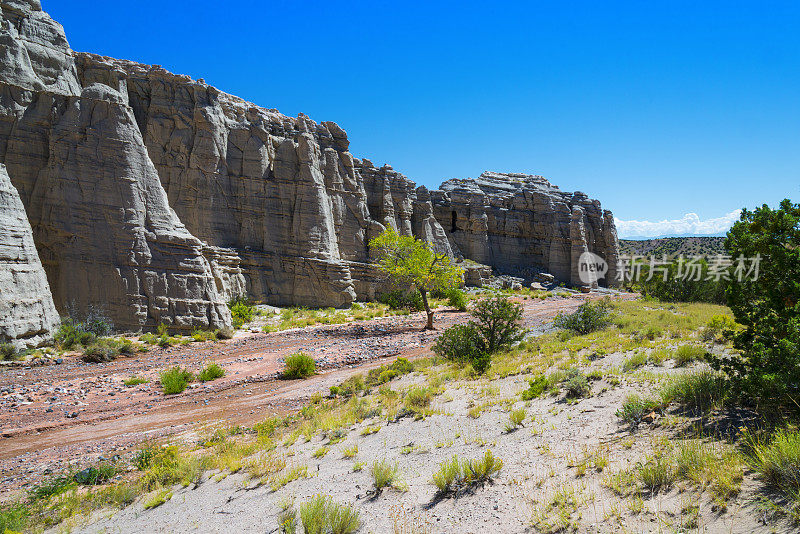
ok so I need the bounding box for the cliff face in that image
[0,0,232,332]
[0,162,59,348]
[431,172,619,287]
[0,2,619,341]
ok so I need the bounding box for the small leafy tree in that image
[432,294,525,373]
[369,229,463,329]
[470,294,525,353]
[710,199,800,405]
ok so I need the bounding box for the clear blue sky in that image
[44,1,800,237]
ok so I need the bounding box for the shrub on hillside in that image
[160,367,194,395]
[432,324,489,372]
[554,301,611,335]
[282,352,316,379]
[198,363,225,382]
[631,260,726,304]
[470,294,525,354]
[433,294,525,374]
[0,343,17,361]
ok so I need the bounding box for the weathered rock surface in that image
[0,162,59,348]
[0,0,231,331]
[431,172,620,288]
[75,53,453,307]
[0,2,620,341]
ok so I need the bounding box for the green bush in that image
[432,294,524,374]
[160,367,194,395]
[55,318,96,349]
[82,306,114,337]
[470,294,525,354]
[0,343,17,361]
[521,375,547,400]
[431,323,489,373]
[378,289,423,311]
[554,301,610,335]
[446,289,468,311]
[228,295,255,328]
[630,259,726,304]
[198,363,225,382]
[282,352,316,379]
[564,370,590,398]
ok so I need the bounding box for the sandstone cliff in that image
[0,0,232,331]
[431,172,619,287]
[0,162,59,348]
[0,1,619,340]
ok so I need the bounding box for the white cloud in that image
[614,209,742,239]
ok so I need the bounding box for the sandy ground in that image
[72,343,769,534]
[0,293,595,497]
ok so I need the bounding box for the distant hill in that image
[619,236,726,257]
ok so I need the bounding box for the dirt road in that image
[0,293,606,494]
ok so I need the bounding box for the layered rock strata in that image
[0,162,59,347]
[430,172,620,288]
[0,1,620,342]
[0,0,231,331]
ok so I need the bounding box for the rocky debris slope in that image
[0,163,59,348]
[431,172,619,287]
[0,2,620,341]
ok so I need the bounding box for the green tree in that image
[369,229,463,329]
[470,294,526,353]
[712,199,800,405]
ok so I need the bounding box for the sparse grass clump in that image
[143,488,172,509]
[403,386,433,413]
[160,367,194,395]
[505,407,526,432]
[622,351,647,372]
[298,494,360,534]
[673,344,707,367]
[616,394,660,428]
[660,370,727,411]
[197,362,225,382]
[743,427,800,518]
[431,450,503,495]
[123,376,149,387]
[371,460,405,492]
[282,352,316,379]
